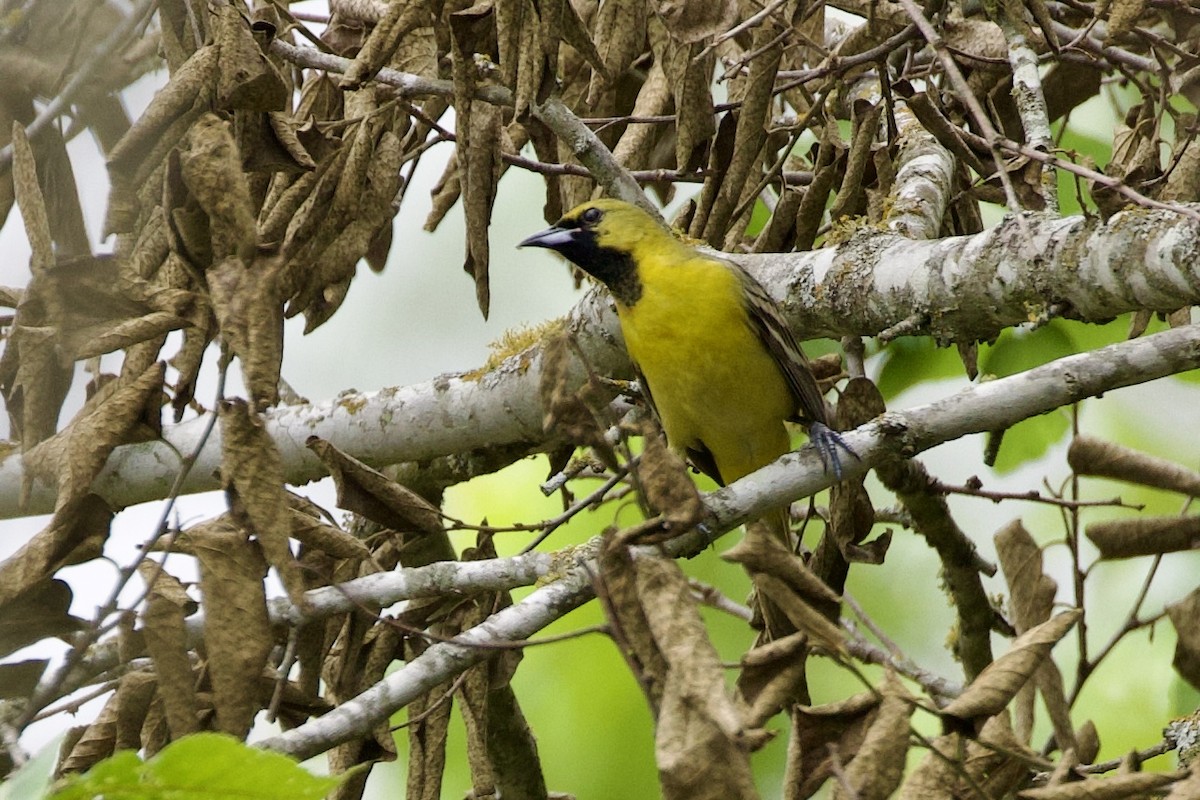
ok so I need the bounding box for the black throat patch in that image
[557,228,643,307]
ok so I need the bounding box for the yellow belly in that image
[616,255,795,484]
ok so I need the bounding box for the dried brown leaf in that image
[1086,515,1200,559]
[942,610,1081,730]
[187,515,272,737]
[832,673,914,800]
[901,714,1033,799]
[289,509,372,560]
[219,398,305,606]
[113,668,158,751]
[214,4,288,111]
[637,427,705,532]
[787,691,880,800]
[462,101,503,319]
[538,332,616,462]
[1068,436,1200,496]
[0,660,48,700]
[58,685,120,773]
[0,494,113,610]
[1168,587,1200,691]
[655,0,737,43]
[996,520,1072,749]
[106,44,219,232]
[738,632,810,727]
[179,113,257,262]
[652,22,714,174]
[996,520,1056,633]
[342,2,430,88]
[0,579,79,658]
[406,671,454,800]
[207,255,283,410]
[12,123,53,274]
[598,534,669,710]
[138,561,201,738]
[754,572,846,655]
[635,556,759,800]
[587,0,647,105]
[307,437,444,536]
[293,129,403,329]
[1107,0,1147,37]
[723,530,842,608]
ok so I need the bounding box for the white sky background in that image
[1,5,1199,796]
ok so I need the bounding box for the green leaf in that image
[49,734,341,800]
[50,751,143,800]
[0,735,64,800]
[875,337,966,399]
[979,320,1078,377]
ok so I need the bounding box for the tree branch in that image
[1,207,1197,519]
[257,323,1200,761]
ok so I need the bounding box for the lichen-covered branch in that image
[0,206,1195,520]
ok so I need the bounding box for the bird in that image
[518,198,849,491]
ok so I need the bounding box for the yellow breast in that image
[616,250,796,484]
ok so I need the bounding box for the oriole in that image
[519,198,847,488]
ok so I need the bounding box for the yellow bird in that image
[519,198,847,488]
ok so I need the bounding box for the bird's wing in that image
[731,262,832,428]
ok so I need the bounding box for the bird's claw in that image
[809,421,858,480]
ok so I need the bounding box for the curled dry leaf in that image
[2,123,73,450]
[654,0,738,44]
[207,255,284,410]
[0,660,48,701]
[288,509,373,561]
[105,45,220,234]
[178,113,257,263]
[0,578,80,659]
[341,1,430,88]
[826,376,887,569]
[636,425,705,532]
[635,555,759,800]
[598,532,669,710]
[1167,587,1200,691]
[1068,436,1200,496]
[787,691,881,800]
[941,610,1082,731]
[899,713,1035,800]
[219,398,306,605]
[752,573,846,656]
[213,3,288,112]
[738,631,810,727]
[306,436,443,536]
[587,0,647,106]
[723,531,841,608]
[462,101,503,320]
[538,332,617,466]
[138,561,201,738]
[831,672,914,800]
[2,361,163,605]
[1086,515,1200,559]
[185,515,272,738]
[995,519,1073,748]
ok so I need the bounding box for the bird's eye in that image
[581,207,602,225]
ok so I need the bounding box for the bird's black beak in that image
[517,225,578,252]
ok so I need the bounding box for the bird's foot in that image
[809,421,858,480]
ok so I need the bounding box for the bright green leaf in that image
[49,734,341,800]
